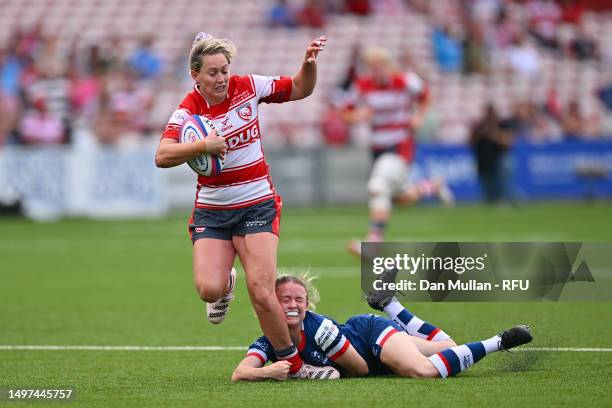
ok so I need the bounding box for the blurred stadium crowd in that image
[0,0,611,148]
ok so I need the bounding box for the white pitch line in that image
[1,345,611,352]
[0,345,245,351]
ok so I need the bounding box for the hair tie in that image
[193,32,214,46]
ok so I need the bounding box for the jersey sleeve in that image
[403,72,428,102]
[251,74,293,104]
[161,107,191,141]
[246,336,275,365]
[308,312,351,361]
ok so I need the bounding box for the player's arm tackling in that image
[231,356,291,382]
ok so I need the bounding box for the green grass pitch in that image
[1,202,611,407]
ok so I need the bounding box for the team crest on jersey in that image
[311,351,324,362]
[235,102,252,122]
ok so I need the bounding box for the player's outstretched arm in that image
[155,132,227,168]
[231,356,291,382]
[332,344,370,377]
[289,35,327,101]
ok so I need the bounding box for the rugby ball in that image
[179,115,224,176]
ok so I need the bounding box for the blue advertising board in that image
[412,140,612,201]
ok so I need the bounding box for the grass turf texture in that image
[1,202,611,407]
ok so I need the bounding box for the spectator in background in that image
[128,34,164,80]
[0,46,24,100]
[339,44,361,91]
[296,0,327,29]
[530,108,563,142]
[25,66,72,143]
[500,101,536,139]
[106,69,154,139]
[0,48,22,145]
[463,20,489,75]
[488,6,521,51]
[470,104,511,203]
[94,93,121,145]
[505,33,540,79]
[36,34,66,79]
[432,23,464,73]
[0,92,12,146]
[561,100,586,139]
[598,83,612,111]
[568,26,600,61]
[344,0,372,16]
[268,0,297,28]
[18,99,66,145]
[559,0,584,25]
[68,65,101,120]
[470,0,503,23]
[525,0,561,50]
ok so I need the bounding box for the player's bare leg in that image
[347,205,389,257]
[347,153,403,257]
[396,178,455,207]
[380,331,441,378]
[382,326,533,378]
[193,238,237,323]
[233,233,303,374]
[409,336,457,357]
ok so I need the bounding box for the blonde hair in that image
[189,35,237,73]
[362,46,395,69]
[275,270,320,311]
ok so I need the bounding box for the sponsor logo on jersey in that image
[226,122,260,149]
[232,90,253,107]
[235,102,252,121]
[314,319,340,351]
[254,341,269,351]
[195,226,205,233]
[220,117,233,133]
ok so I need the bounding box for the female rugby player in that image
[232,275,533,381]
[155,32,329,378]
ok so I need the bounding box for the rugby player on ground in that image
[232,274,532,381]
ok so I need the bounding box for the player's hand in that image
[304,35,327,64]
[265,361,291,381]
[356,107,373,122]
[203,130,227,159]
[410,114,425,129]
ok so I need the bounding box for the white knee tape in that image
[369,193,392,211]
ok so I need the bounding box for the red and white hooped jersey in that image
[347,72,428,162]
[162,74,292,209]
